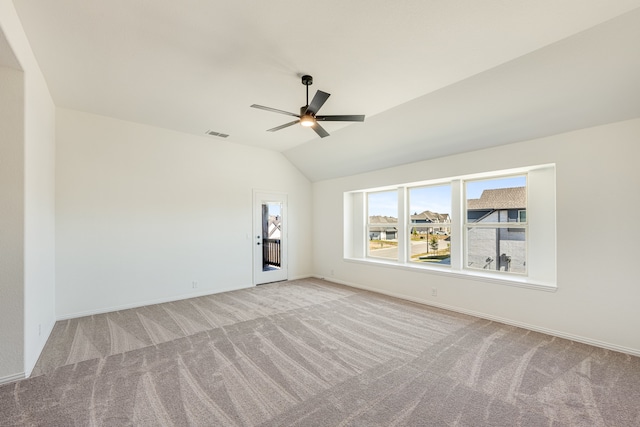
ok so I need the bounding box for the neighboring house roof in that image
[268,215,281,226]
[369,216,397,224]
[411,210,451,223]
[467,187,526,210]
[368,216,398,233]
[268,215,281,238]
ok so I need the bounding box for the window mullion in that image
[397,187,407,263]
[451,179,463,271]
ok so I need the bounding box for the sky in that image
[265,202,281,217]
[409,185,451,216]
[465,176,526,199]
[369,175,526,217]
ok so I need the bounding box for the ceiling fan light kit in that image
[300,114,315,127]
[250,75,365,138]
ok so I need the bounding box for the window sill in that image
[343,257,557,292]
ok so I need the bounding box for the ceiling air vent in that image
[206,130,229,138]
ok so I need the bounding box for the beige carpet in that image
[1,278,639,426]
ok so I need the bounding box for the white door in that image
[253,191,288,285]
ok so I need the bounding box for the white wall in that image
[0,2,56,381]
[23,55,56,374]
[313,118,640,355]
[0,65,25,380]
[55,108,312,318]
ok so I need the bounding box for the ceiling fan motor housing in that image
[300,106,312,116]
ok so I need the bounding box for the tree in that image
[429,236,439,253]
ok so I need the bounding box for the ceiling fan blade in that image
[251,104,300,118]
[311,122,330,138]
[316,114,365,122]
[305,90,330,115]
[267,120,299,132]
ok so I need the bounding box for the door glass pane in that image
[262,202,281,271]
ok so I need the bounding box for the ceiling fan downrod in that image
[301,75,313,108]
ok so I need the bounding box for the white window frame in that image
[407,183,452,267]
[518,210,527,222]
[366,190,401,261]
[343,165,557,291]
[463,174,528,276]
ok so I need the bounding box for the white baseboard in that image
[24,319,56,378]
[56,283,254,321]
[318,275,640,358]
[288,274,314,281]
[0,372,25,386]
[56,275,317,321]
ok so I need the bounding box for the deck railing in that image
[263,239,281,268]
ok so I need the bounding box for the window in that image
[408,185,451,265]
[518,210,527,222]
[367,191,398,261]
[465,176,527,274]
[344,165,556,289]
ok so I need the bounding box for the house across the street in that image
[466,186,527,272]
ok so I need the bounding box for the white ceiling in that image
[11,0,640,181]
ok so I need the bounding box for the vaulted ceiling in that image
[12,1,640,181]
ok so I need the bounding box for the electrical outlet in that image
[432,288,438,297]
[192,281,198,289]
[330,269,334,276]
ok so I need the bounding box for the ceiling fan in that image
[250,75,365,138]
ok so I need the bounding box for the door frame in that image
[253,190,288,285]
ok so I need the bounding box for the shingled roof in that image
[368,216,398,224]
[368,216,398,232]
[411,210,451,222]
[467,186,526,210]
